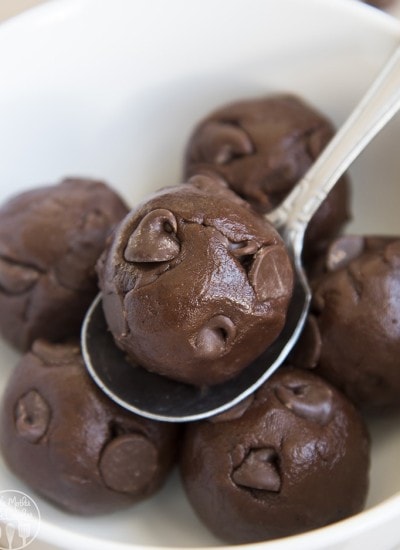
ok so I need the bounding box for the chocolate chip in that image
[124,209,180,263]
[275,381,334,425]
[99,433,158,494]
[195,315,236,360]
[229,240,259,272]
[248,245,293,302]
[232,448,281,492]
[15,390,51,443]
[191,121,254,165]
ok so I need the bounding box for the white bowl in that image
[0,0,400,549]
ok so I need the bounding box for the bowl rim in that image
[36,492,400,550]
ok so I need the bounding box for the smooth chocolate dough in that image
[0,177,129,351]
[180,367,370,543]
[97,175,294,386]
[0,340,179,515]
[299,235,400,411]
[183,94,351,258]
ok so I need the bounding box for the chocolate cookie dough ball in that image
[0,340,179,515]
[304,235,400,411]
[184,94,350,258]
[97,175,293,386]
[0,178,129,351]
[180,367,370,543]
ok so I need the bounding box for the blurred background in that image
[1,0,400,22]
[1,0,400,21]
[0,0,48,21]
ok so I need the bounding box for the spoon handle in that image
[267,43,400,251]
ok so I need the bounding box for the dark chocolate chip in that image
[229,240,259,273]
[248,245,293,301]
[193,121,254,165]
[15,390,51,443]
[99,433,158,494]
[195,315,236,359]
[232,448,281,492]
[124,209,180,263]
[275,381,334,425]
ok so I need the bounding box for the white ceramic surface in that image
[0,0,400,549]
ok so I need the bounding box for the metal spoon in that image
[82,44,400,422]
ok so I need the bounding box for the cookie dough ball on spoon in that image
[0,178,129,351]
[184,94,351,259]
[180,367,370,543]
[97,175,294,386]
[0,340,179,515]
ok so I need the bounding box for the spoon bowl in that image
[82,278,309,422]
[82,43,400,422]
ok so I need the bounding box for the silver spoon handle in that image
[267,43,400,249]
